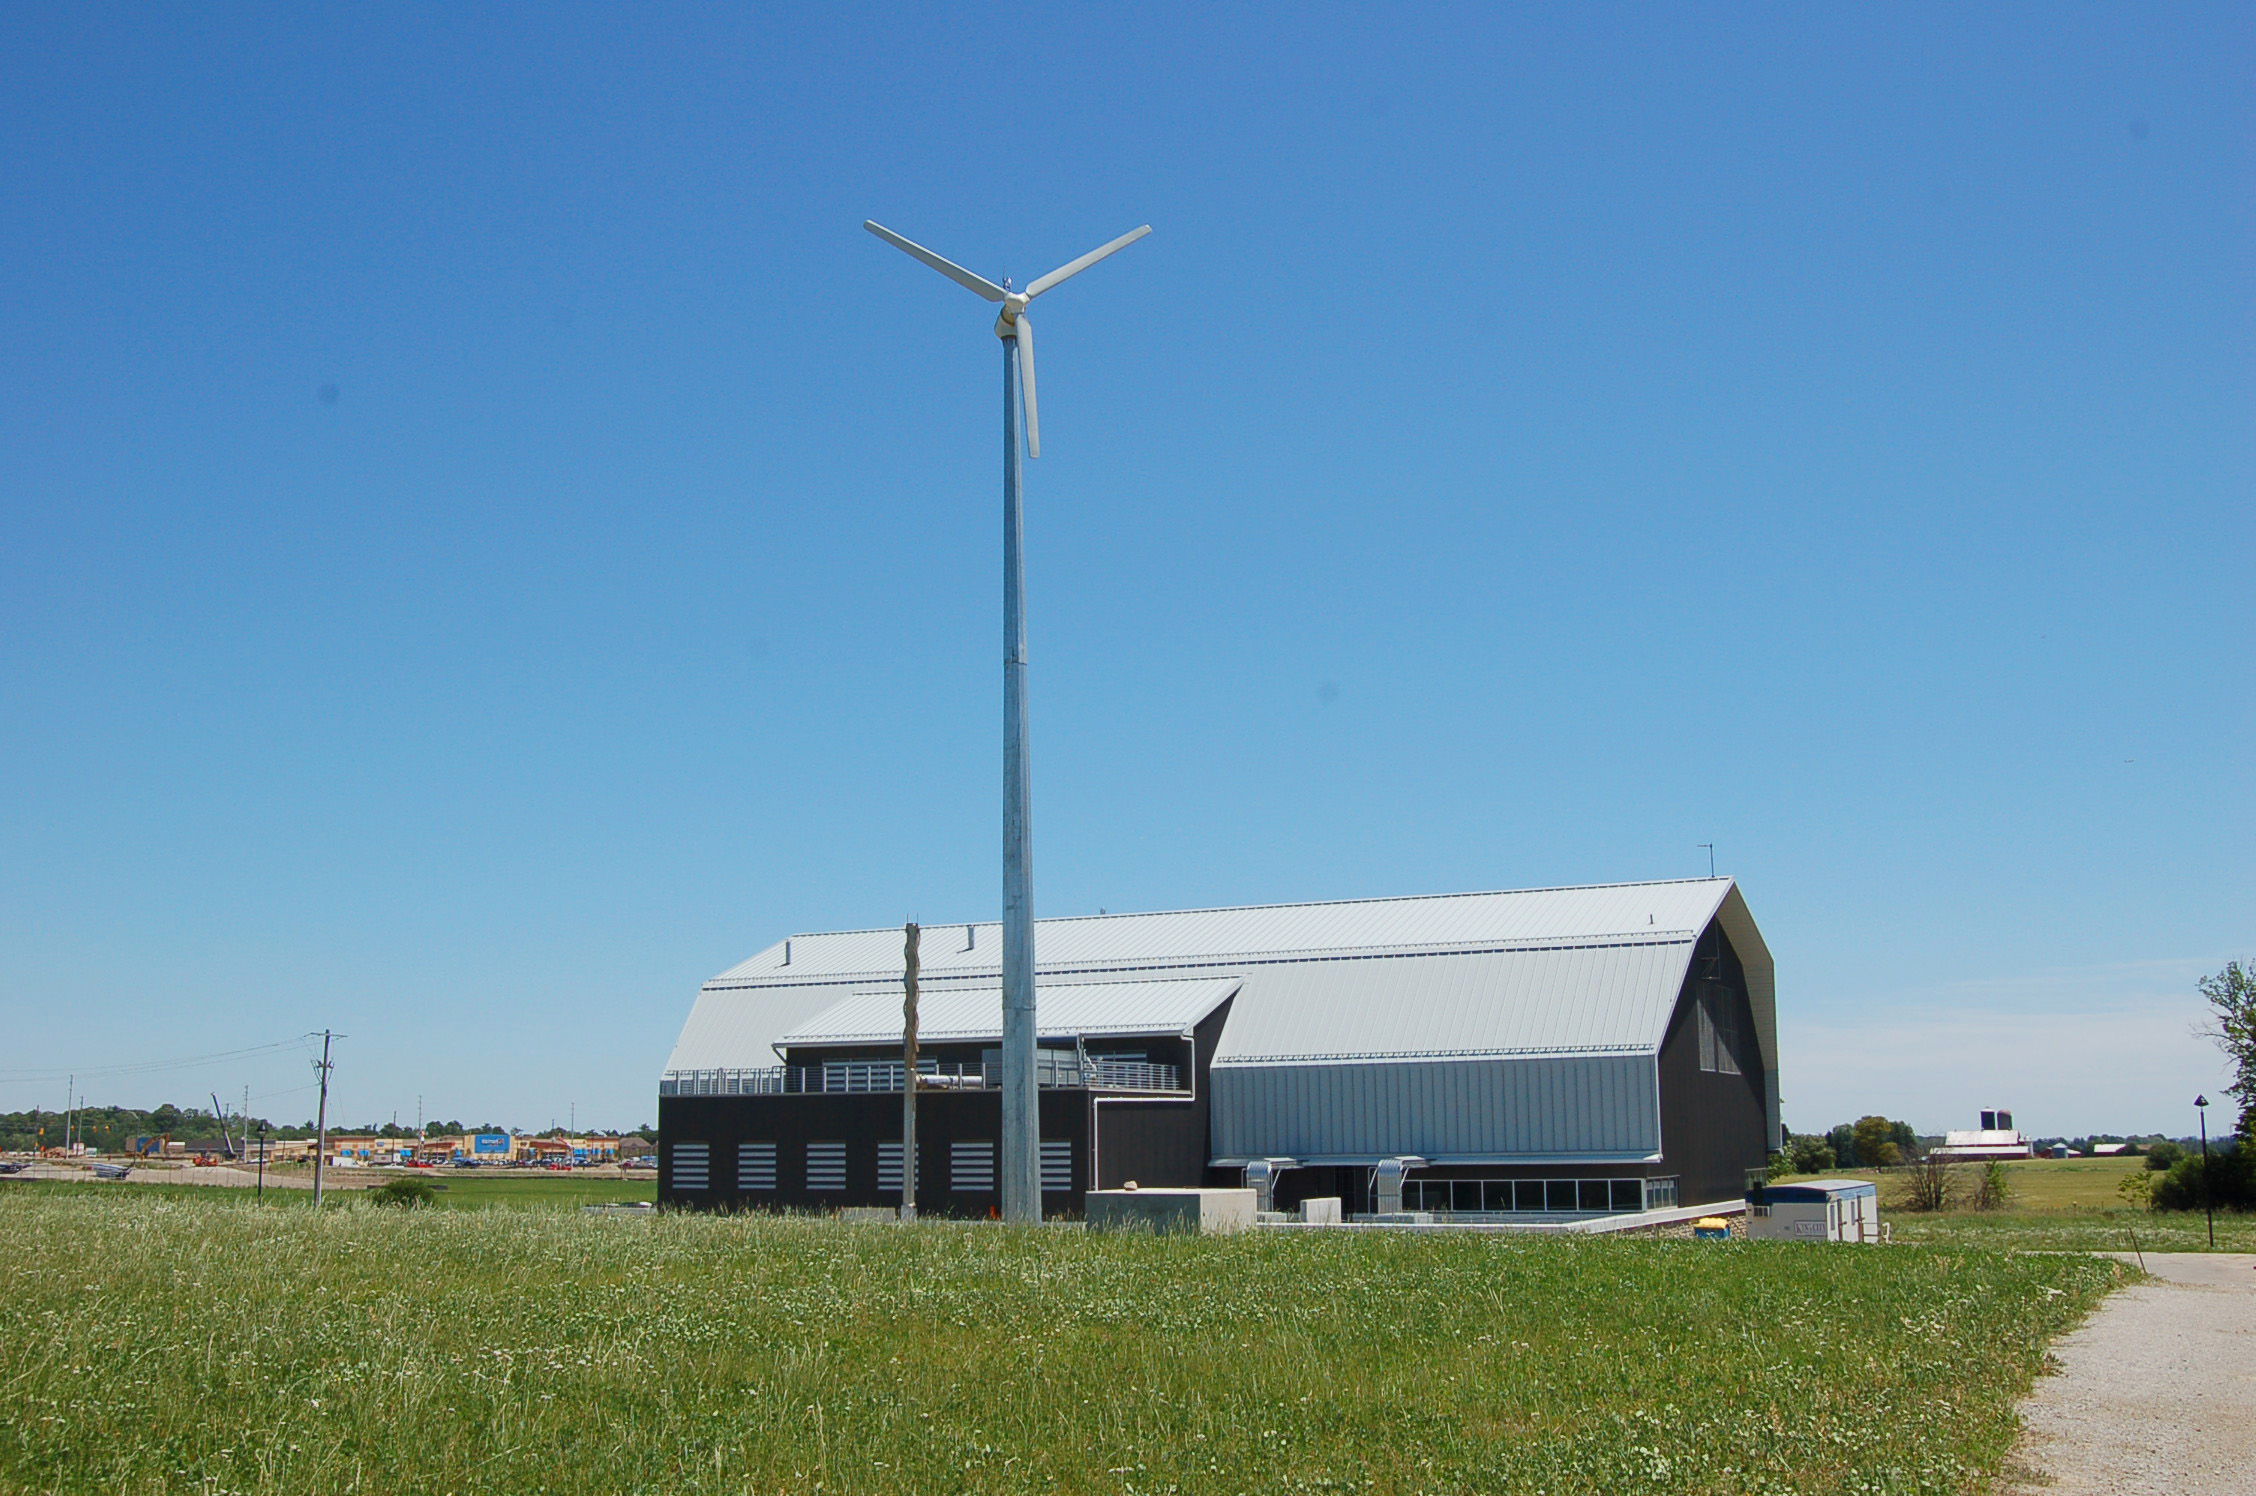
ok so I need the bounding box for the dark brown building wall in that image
[659,1002,1235,1214]
[1655,918,1771,1206]
[1097,997,1232,1190]
[662,1087,1106,1215]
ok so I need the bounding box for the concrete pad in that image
[1085,1187,1256,1235]
[2104,1250,2256,1289]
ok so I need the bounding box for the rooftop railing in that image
[660,1056,1184,1098]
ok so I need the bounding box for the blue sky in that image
[3,6,2248,1136]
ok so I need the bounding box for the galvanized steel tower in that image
[864,219,1149,1222]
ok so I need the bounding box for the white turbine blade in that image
[1024,224,1151,299]
[864,220,1006,302]
[1015,314,1039,458]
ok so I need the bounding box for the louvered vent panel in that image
[950,1140,996,1193]
[806,1141,847,1191]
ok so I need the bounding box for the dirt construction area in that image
[2011,1253,2256,1494]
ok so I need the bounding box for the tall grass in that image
[0,1193,2122,1495]
[1887,1208,2256,1252]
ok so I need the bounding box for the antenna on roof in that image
[1698,844,1715,879]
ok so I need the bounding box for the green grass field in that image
[0,1193,2126,1495]
[1776,1155,2256,1253]
[390,1172,655,1209]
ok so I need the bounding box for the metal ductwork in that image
[1373,1155,1426,1216]
[1242,1157,1298,1212]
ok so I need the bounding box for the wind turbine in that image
[865,218,1149,1224]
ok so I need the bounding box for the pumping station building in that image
[656,877,1778,1219]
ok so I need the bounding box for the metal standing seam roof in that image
[661,878,1774,1081]
[778,977,1241,1049]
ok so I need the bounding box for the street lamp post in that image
[2195,1095,2214,1250]
[255,1122,267,1202]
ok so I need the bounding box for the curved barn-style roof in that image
[662,877,1773,1085]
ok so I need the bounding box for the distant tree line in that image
[0,1104,250,1154]
[1,1105,660,1154]
[1768,1116,1922,1176]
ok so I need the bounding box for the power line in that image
[0,1036,317,1084]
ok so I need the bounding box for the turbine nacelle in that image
[866,219,1150,460]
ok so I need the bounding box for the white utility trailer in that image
[1745,1178,1881,1243]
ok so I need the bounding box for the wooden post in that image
[901,922,921,1222]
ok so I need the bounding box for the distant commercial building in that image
[524,1136,620,1164]
[342,1133,621,1165]
[1932,1109,2032,1161]
[658,878,1777,1219]
[324,1136,417,1165]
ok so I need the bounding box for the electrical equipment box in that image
[1744,1179,1881,1243]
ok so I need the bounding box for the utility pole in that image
[311,1031,336,1208]
[902,922,921,1222]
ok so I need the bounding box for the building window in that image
[878,1141,904,1193]
[1697,984,1742,1076]
[1645,1177,1679,1210]
[806,1141,847,1191]
[669,1142,709,1191]
[737,1142,776,1190]
[1398,1176,1649,1215]
[951,1140,996,1193]
[1041,1139,1073,1193]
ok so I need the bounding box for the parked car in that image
[622,1156,658,1171]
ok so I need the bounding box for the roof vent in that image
[781,939,792,967]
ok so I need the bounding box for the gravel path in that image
[2009,1252,2256,1494]
[6,1161,366,1189]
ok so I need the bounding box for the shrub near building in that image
[2149,1139,2255,1212]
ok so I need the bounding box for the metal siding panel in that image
[1209,1055,1660,1159]
[783,977,1239,1048]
